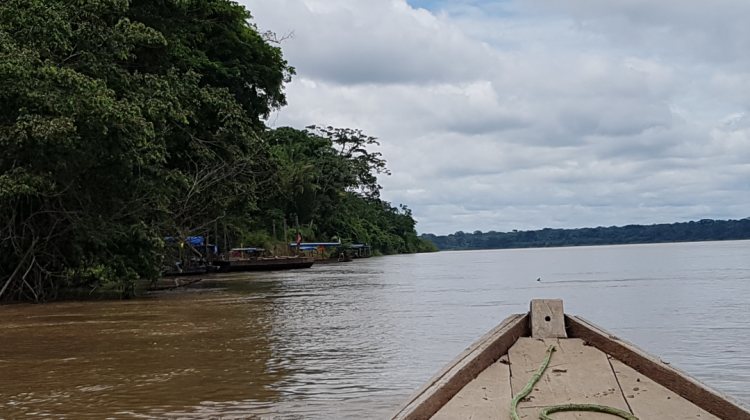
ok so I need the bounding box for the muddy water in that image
[2,240,750,419]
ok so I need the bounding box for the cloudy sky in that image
[242,0,750,235]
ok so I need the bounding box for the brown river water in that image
[2,240,750,419]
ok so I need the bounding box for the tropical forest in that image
[0,0,436,302]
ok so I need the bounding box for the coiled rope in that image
[510,345,639,420]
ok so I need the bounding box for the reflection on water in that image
[1,240,750,419]
[0,282,289,419]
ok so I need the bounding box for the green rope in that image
[509,345,639,420]
[510,345,556,420]
[539,404,638,420]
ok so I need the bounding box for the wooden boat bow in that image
[389,299,750,420]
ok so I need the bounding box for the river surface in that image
[2,240,750,419]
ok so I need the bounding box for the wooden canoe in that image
[212,256,314,272]
[390,299,750,420]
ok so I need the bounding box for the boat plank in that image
[390,313,529,420]
[610,358,721,420]
[432,361,512,420]
[566,315,750,419]
[508,337,631,420]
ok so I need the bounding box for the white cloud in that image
[528,0,750,64]
[243,0,750,234]
[250,0,494,85]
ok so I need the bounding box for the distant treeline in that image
[420,218,750,250]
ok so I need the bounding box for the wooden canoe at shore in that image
[212,256,314,272]
[390,299,750,420]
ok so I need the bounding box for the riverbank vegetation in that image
[422,218,750,250]
[0,0,434,302]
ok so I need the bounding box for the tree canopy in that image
[0,0,434,302]
[243,126,435,255]
[0,0,291,300]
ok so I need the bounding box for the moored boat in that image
[390,299,750,420]
[212,256,314,272]
[211,248,314,272]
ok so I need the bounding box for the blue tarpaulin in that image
[186,237,205,245]
[165,236,205,244]
[165,237,216,253]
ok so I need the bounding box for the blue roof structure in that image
[165,236,205,244]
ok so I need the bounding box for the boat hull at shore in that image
[390,299,750,420]
[162,265,217,276]
[310,258,351,264]
[212,256,314,272]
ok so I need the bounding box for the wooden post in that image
[181,235,187,268]
[212,220,218,262]
[223,224,228,259]
[283,218,288,255]
[295,214,300,255]
[530,299,567,339]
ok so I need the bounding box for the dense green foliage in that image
[0,0,430,302]
[422,218,750,250]
[239,126,436,255]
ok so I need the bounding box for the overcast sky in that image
[241,0,750,235]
